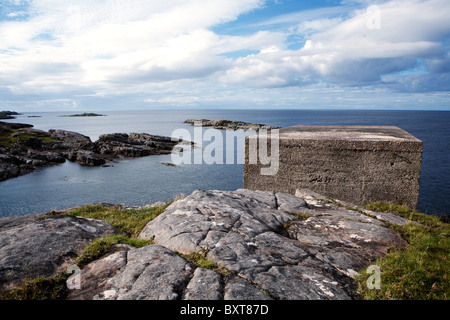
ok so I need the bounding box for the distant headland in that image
[0,111,21,120]
[184,119,280,131]
[60,113,106,117]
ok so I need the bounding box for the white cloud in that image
[0,0,449,111]
[0,0,265,94]
[220,0,450,88]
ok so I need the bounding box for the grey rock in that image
[234,189,277,208]
[138,188,408,300]
[103,245,195,300]
[275,192,307,214]
[223,276,273,300]
[0,214,121,294]
[183,268,223,300]
[0,188,411,300]
[68,246,131,300]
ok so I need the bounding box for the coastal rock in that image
[0,123,186,182]
[61,113,105,117]
[0,214,121,294]
[184,119,280,131]
[0,188,409,300]
[95,133,182,158]
[183,268,223,300]
[139,189,406,300]
[0,111,21,120]
[94,245,195,300]
[72,151,106,167]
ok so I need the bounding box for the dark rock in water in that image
[0,122,32,130]
[0,123,186,181]
[0,111,21,120]
[95,133,182,158]
[0,214,121,295]
[160,162,176,167]
[74,151,106,166]
[61,113,105,117]
[184,119,280,131]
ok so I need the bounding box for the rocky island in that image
[184,119,280,131]
[0,111,21,120]
[0,121,188,182]
[61,113,106,117]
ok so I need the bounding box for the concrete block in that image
[244,125,423,208]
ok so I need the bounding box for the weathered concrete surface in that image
[244,125,423,209]
[1,188,410,300]
[0,214,121,294]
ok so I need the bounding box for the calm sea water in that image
[0,110,448,217]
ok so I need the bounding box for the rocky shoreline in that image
[0,188,411,300]
[0,111,21,120]
[184,119,280,131]
[0,121,188,182]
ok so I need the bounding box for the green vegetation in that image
[2,273,69,300]
[2,200,178,300]
[0,128,59,149]
[178,250,231,276]
[65,201,174,237]
[286,211,311,221]
[356,203,449,300]
[77,234,152,268]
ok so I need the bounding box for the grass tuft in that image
[178,250,232,277]
[1,199,179,300]
[65,201,173,237]
[1,273,69,300]
[356,203,449,300]
[77,234,153,268]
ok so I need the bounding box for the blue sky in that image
[0,0,449,111]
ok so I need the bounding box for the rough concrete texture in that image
[244,125,423,208]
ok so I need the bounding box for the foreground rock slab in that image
[70,189,406,300]
[0,188,409,300]
[0,214,120,293]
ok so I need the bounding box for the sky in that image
[0,0,449,112]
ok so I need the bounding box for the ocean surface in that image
[0,109,448,217]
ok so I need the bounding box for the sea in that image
[0,109,448,218]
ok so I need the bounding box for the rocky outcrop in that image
[0,214,121,294]
[61,113,105,117]
[0,111,21,120]
[134,189,407,300]
[0,122,185,182]
[95,133,181,158]
[0,188,410,300]
[184,119,280,131]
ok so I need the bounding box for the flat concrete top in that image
[276,125,422,142]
